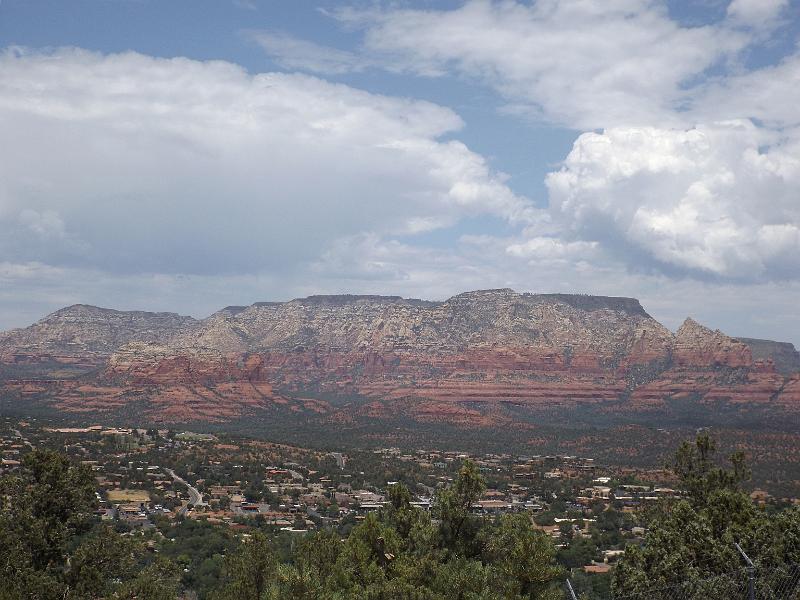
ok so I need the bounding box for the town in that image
[4,416,792,598]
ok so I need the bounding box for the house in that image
[591,486,612,499]
[584,563,611,574]
[209,485,242,498]
[474,499,511,514]
[602,549,625,562]
[1,459,21,471]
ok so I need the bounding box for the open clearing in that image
[107,489,150,502]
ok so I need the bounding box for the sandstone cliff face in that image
[738,338,800,376]
[623,318,787,410]
[162,289,673,357]
[1,290,797,424]
[674,318,752,367]
[0,304,196,356]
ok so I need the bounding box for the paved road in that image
[164,467,207,513]
[12,429,34,449]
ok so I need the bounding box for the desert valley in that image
[3,289,799,496]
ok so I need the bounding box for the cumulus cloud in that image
[726,0,789,27]
[312,1,799,286]
[691,52,800,128]
[0,47,530,277]
[330,0,748,129]
[3,6,800,345]
[545,121,800,280]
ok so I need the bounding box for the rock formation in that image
[737,337,800,376]
[1,290,797,425]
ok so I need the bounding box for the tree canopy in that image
[0,449,181,599]
[612,432,800,599]
[3,437,797,600]
[211,460,564,600]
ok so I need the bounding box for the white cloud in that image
[692,52,800,128]
[307,231,800,346]
[0,261,65,281]
[248,31,368,75]
[726,0,789,27]
[545,120,800,280]
[233,0,257,10]
[332,0,748,129]
[505,236,598,262]
[2,228,800,347]
[3,6,800,346]
[19,209,66,239]
[248,3,800,291]
[0,47,530,277]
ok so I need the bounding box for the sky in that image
[1,0,799,345]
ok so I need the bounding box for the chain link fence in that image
[565,562,800,599]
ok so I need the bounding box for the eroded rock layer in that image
[1,289,797,425]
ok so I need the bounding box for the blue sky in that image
[1,0,799,345]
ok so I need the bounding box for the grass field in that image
[107,489,150,502]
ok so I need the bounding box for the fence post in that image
[735,542,755,600]
[565,578,578,600]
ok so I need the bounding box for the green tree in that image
[429,556,500,600]
[271,563,326,600]
[0,449,96,571]
[672,432,749,507]
[293,528,342,583]
[383,483,431,545]
[0,450,97,598]
[116,557,182,600]
[613,433,800,599]
[434,460,486,556]
[213,531,277,600]
[557,536,598,570]
[567,569,610,600]
[481,513,563,599]
[160,517,236,595]
[336,512,402,591]
[207,462,567,600]
[65,526,141,597]
[0,449,182,599]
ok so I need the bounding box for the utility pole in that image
[565,578,578,600]
[736,542,756,600]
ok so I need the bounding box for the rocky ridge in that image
[160,289,671,356]
[0,304,196,356]
[737,337,800,376]
[1,290,798,425]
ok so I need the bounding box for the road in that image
[12,429,34,449]
[164,467,207,513]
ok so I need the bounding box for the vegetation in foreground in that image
[0,434,798,599]
[0,451,563,599]
[611,434,800,598]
